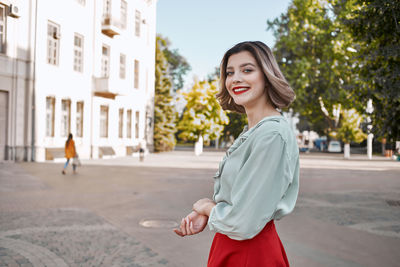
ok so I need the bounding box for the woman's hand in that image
[193,198,216,217]
[174,211,208,237]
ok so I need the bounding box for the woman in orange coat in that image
[62,133,77,174]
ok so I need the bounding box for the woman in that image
[62,133,77,175]
[174,41,299,266]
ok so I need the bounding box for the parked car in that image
[314,137,328,151]
[328,141,342,153]
[299,147,309,153]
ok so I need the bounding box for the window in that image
[134,60,139,89]
[76,0,85,5]
[120,53,126,79]
[118,108,124,138]
[46,97,55,137]
[100,105,109,138]
[61,99,71,137]
[73,34,84,72]
[101,44,110,77]
[47,22,60,65]
[0,4,6,54]
[135,111,139,139]
[76,101,84,137]
[135,10,141,37]
[120,0,127,29]
[103,0,111,18]
[127,109,132,138]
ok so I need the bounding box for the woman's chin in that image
[233,99,248,108]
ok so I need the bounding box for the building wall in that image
[90,0,156,158]
[0,0,156,162]
[0,0,34,161]
[34,0,94,161]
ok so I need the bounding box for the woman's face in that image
[225,51,268,111]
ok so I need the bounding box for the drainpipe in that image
[30,0,38,161]
[90,0,96,159]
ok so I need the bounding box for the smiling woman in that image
[217,41,295,115]
[174,41,299,267]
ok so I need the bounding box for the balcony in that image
[94,77,118,99]
[101,16,120,38]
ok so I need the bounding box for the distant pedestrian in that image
[174,41,299,266]
[138,140,146,162]
[62,133,78,175]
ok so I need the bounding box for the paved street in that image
[0,151,399,267]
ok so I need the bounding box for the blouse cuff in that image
[207,206,217,232]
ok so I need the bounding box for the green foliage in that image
[153,35,191,151]
[177,79,229,142]
[222,112,248,140]
[267,0,358,135]
[342,0,400,145]
[268,0,399,145]
[154,37,177,152]
[162,45,191,92]
[337,109,367,144]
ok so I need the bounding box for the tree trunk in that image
[194,136,203,156]
[367,133,373,159]
[344,143,350,159]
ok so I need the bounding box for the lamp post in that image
[366,99,374,159]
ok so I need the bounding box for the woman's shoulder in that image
[255,116,291,137]
[252,116,298,152]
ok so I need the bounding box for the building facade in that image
[0,0,156,162]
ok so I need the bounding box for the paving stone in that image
[0,152,399,267]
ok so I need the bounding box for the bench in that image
[99,146,115,158]
[45,148,64,160]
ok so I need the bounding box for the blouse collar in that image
[226,115,285,156]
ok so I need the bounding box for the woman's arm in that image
[193,198,216,217]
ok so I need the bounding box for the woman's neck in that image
[246,106,281,129]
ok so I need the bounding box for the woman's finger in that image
[185,217,192,235]
[180,218,187,236]
[173,228,184,237]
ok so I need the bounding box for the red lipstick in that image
[232,86,250,95]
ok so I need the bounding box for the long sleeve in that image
[208,130,297,240]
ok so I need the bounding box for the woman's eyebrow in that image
[226,62,256,69]
[240,63,256,67]
[227,63,256,69]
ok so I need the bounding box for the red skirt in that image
[207,220,289,267]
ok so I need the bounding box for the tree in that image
[162,43,191,92]
[342,0,400,149]
[153,35,191,152]
[336,109,367,158]
[221,112,247,141]
[267,0,358,136]
[177,79,229,146]
[153,36,176,152]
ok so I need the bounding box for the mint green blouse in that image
[208,115,300,240]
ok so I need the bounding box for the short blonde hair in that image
[217,41,295,113]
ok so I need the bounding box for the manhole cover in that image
[386,200,400,207]
[139,219,178,228]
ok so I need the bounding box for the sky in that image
[156,0,291,88]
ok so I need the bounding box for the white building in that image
[0,0,156,162]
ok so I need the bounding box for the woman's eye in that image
[226,71,234,76]
[243,68,253,73]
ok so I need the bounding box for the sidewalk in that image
[77,150,399,172]
[0,150,399,267]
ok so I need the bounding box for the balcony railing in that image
[101,16,120,37]
[94,77,118,99]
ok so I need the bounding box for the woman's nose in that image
[232,72,242,83]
